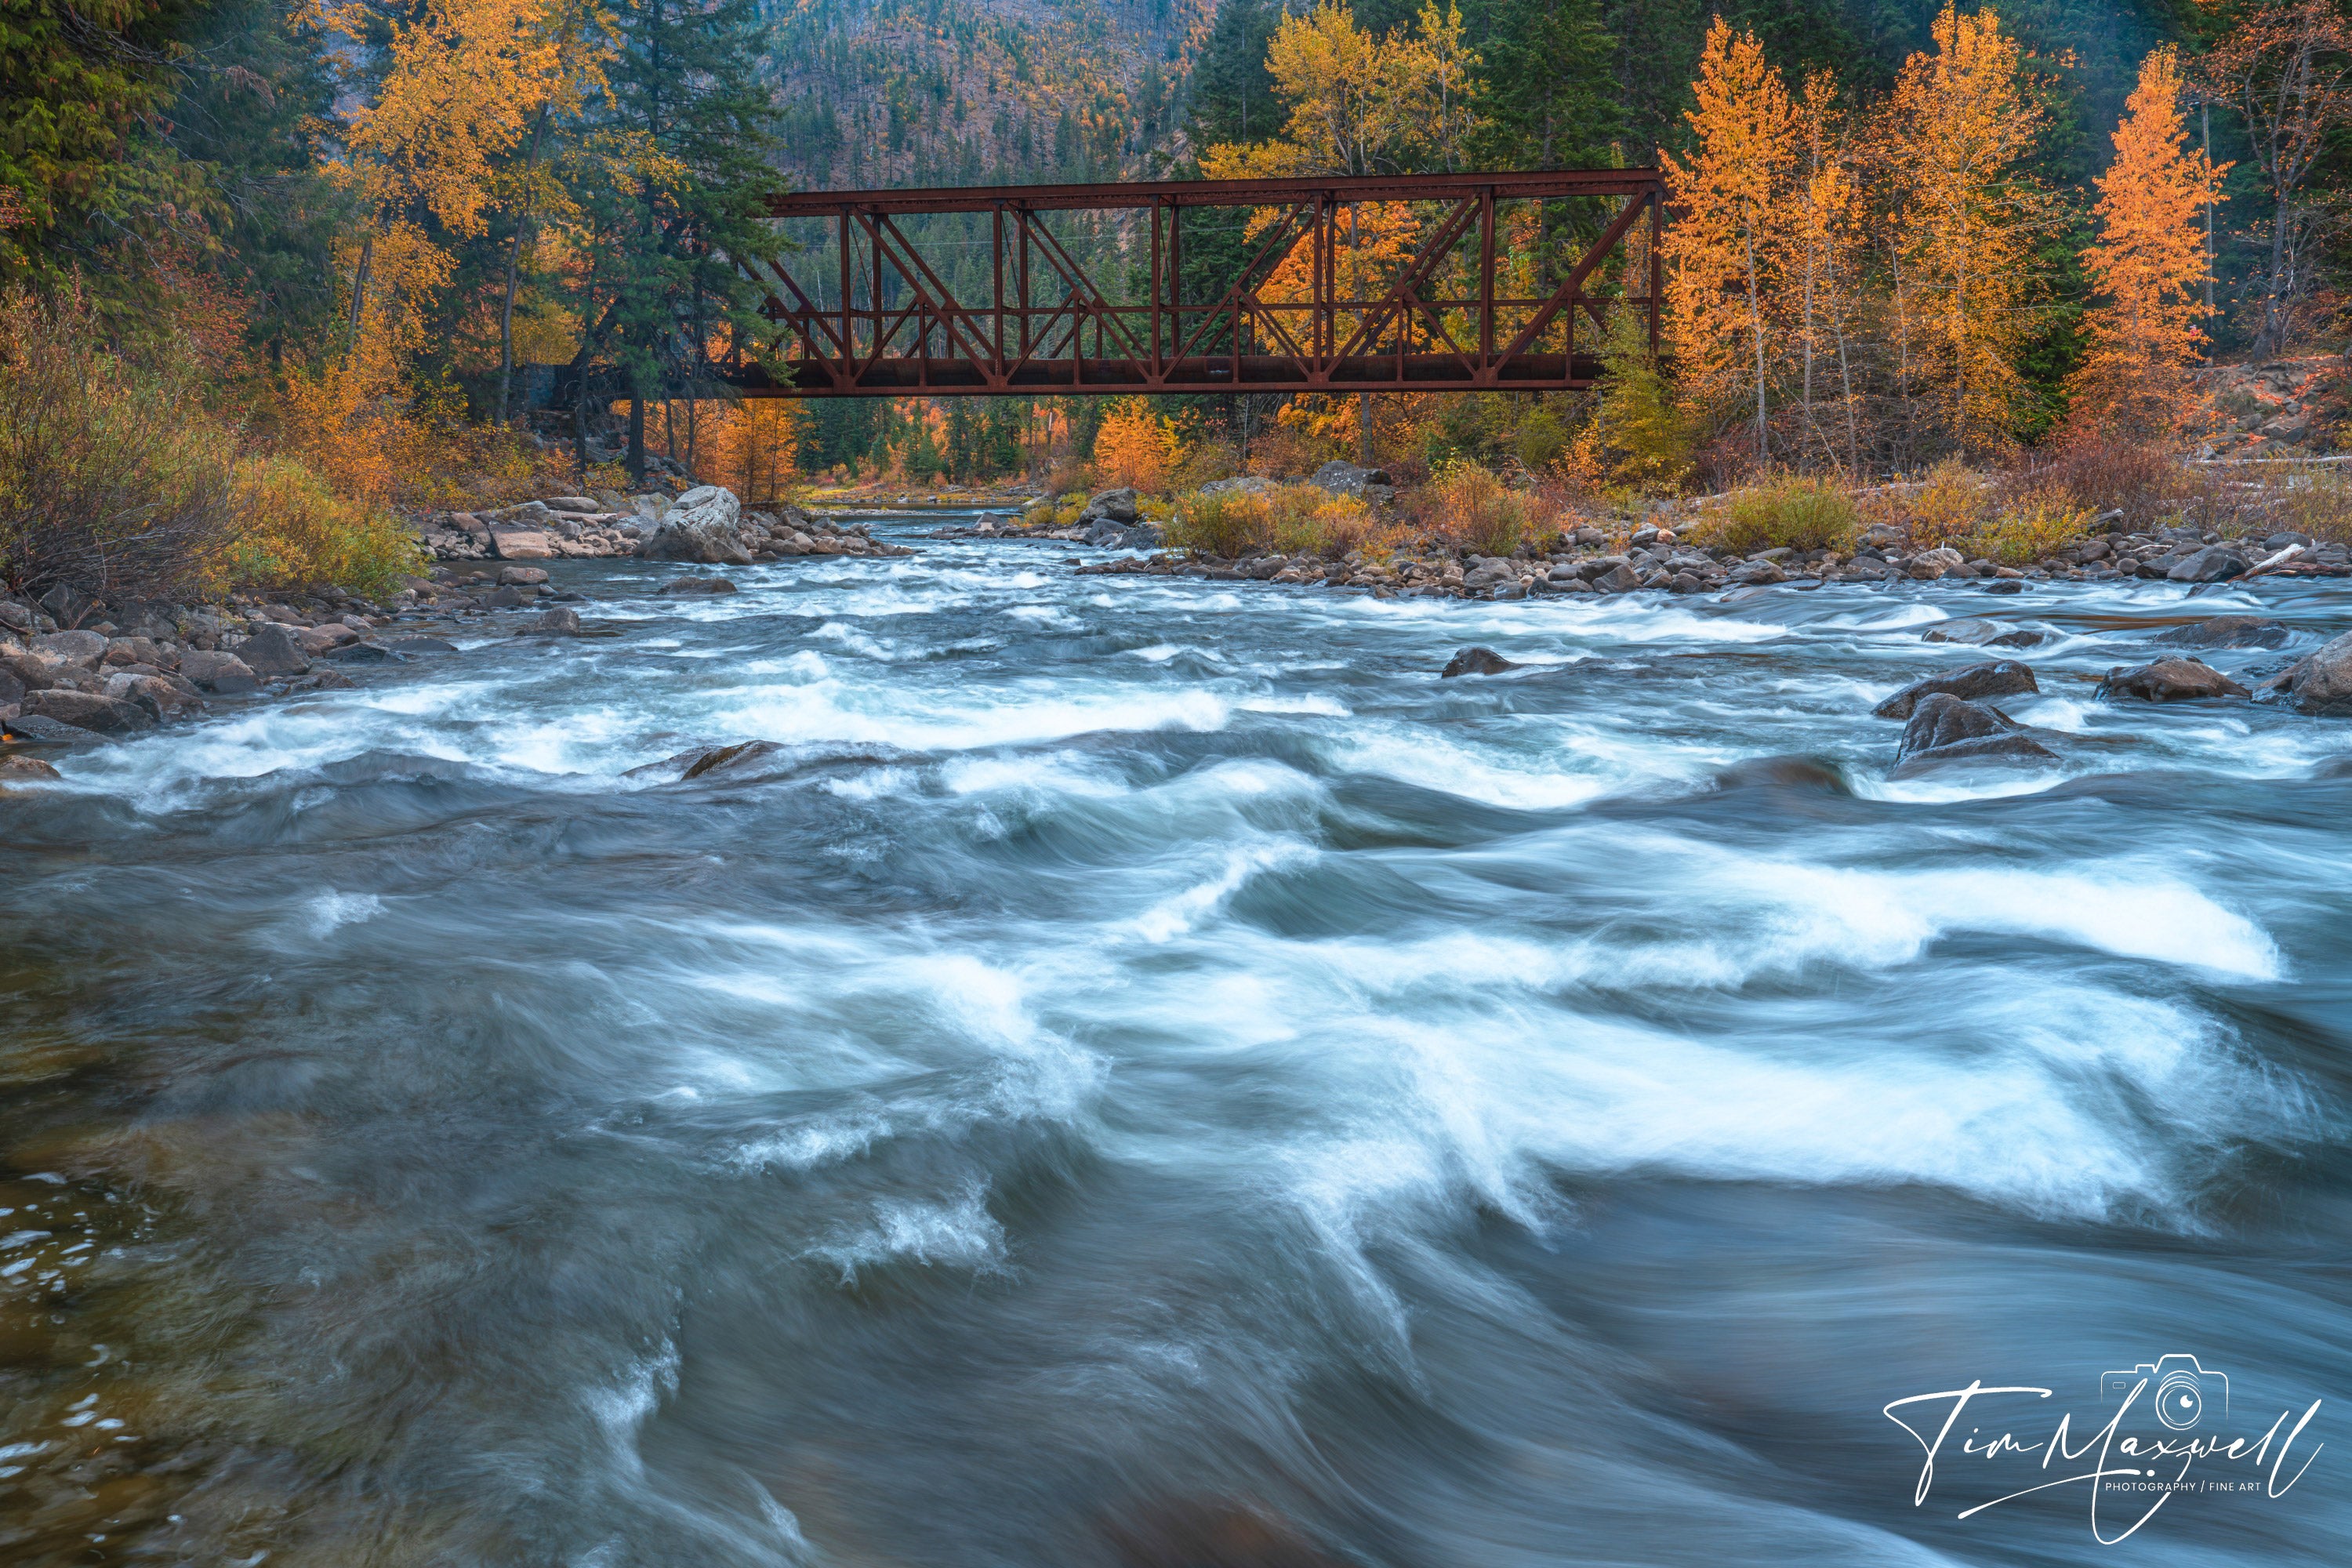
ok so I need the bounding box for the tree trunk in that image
[627,394,647,484]
[1743,201,1767,462]
[497,107,553,427]
[347,232,374,350]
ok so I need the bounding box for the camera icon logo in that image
[2100,1354,2229,1432]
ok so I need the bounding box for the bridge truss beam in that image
[727,170,1664,398]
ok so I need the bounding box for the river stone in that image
[641,486,752,564]
[30,630,107,670]
[2166,545,2249,583]
[103,635,169,668]
[543,495,601,513]
[679,740,785,780]
[1592,563,1644,593]
[2150,615,2291,650]
[2256,629,2352,715]
[236,624,311,677]
[2097,657,2250,702]
[1442,646,1520,678]
[1891,692,2056,775]
[1872,659,2039,720]
[1080,487,1140,524]
[518,608,582,635]
[180,649,260,694]
[498,565,552,586]
[2,712,96,743]
[388,637,459,655]
[0,753,62,781]
[105,672,197,717]
[489,529,555,561]
[324,641,397,662]
[659,576,738,595]
[20,689,155,734]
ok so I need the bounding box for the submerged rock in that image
[0,753,62,782]
[2256,628,2352,715]
[2150,615,2291,650]
[1891,692,2056,775]
[1440,645,1520,678]
[1872,659,2040,720]
[1922,617,2042,648]
[659,576,738,595]
[679,740,784,780]
[2097,657,2249,702]
[517,607,583,635]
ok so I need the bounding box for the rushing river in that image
[4,513,2350,1566]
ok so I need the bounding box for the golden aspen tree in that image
[2070,45,2228,434]
[334,0,577,358]
[1092,400,1178,492]
[1875,5,2047,455]
[1661,18,1795,459]
[1784,71,1865,471]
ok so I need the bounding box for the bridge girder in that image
[725,170,1664,399]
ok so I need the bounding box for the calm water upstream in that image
[3,512,2350,1566]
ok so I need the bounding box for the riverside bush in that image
[1889,458,1993,546]
[2,286,428,601]
[1697,472,1860,553]
[1965,485,2095,564]
[1422,464,1530,554]
[1166,483,1385,558]
[0,288,239,599]
[225,456,423,597]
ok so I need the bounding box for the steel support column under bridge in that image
[724,170,1664,398]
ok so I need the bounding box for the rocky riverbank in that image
[1080,514,2352,597]
[416,485,916,566]
[1,481,921,764]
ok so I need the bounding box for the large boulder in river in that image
[1441,645,1520,678]
[2256,629,2352,715]
[1891,692,2055,775]
[641,485,752,564]
[2096,657,2249,702]
[1873,659,2039,720]
[20,689,154,735]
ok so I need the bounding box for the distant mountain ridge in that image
[760,0,1218,191]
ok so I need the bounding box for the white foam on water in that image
[710,682,1230,753]
[806,1181,1007,1284]
[1127,840,1318,943]
[303,891,383,938]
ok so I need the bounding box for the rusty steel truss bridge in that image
[724,170,1664,399]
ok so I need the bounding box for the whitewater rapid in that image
[2,514,2348,1566]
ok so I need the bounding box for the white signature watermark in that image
[1884,1353,2323,1544]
